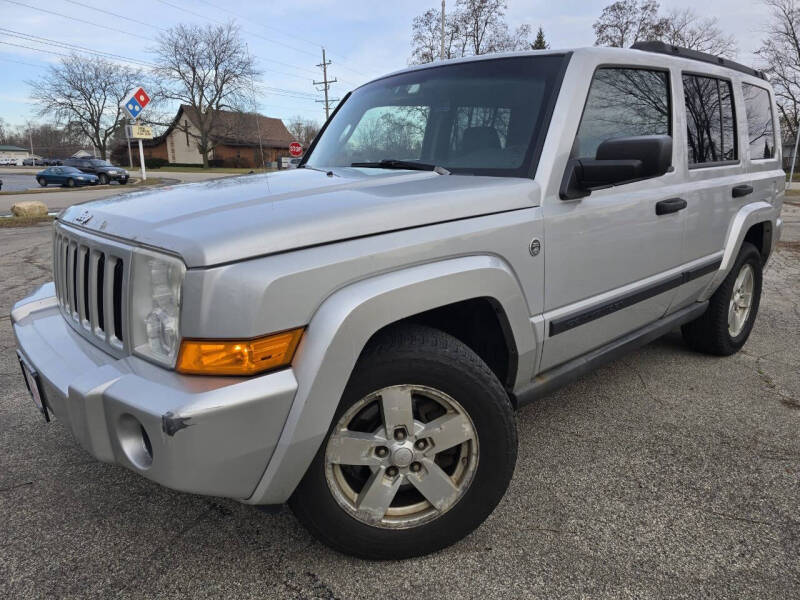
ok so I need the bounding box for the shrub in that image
[144,157,169,168]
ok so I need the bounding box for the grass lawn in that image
[0,215,55,228]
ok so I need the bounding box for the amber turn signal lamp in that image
[176,328,304,376]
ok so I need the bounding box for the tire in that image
[37,177,47,187]
[66,178,75,188]
[681,241,762,356]
[289,324,517,559]
[98,173,109,185]
[118,178,128,185]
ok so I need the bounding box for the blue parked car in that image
[36,166,99,188]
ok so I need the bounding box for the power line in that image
[62,0,166,31]
[0,28,155,67]
[190,0,372,79]
[2,0,152,41]
[0,55,46,69]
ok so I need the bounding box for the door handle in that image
[732,184,753,198]
[655,198,687,215]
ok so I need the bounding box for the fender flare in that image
[245,254,536,504]
[699,201,777,301]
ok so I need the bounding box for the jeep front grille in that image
[53,224,130,354]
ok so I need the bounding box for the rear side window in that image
[683,74,737,165]
[572,67,670,159]
[742,84,776,160]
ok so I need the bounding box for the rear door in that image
[540,65,686,371]
[668,72,760,312]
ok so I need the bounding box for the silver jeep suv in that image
[13,43,783,559]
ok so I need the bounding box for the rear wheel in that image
[682,242,762,355]
[37,177,47,187]
[289,325,517,559]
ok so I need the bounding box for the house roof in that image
[145,105,294,149]
[0,145,29,152]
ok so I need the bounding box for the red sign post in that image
[289,141,303,157]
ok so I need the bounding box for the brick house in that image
[140,105,295,168]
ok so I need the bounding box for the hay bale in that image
[11,201,48,218]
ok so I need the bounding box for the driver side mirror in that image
[560,134,672,200]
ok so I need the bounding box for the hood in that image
[60,168,540,267]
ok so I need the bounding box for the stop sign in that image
[289,141,303,157]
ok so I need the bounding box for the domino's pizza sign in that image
[121,86,151,120]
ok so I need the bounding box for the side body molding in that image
[699,201,777,301]
[245,255,536,505]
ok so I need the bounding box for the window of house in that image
[742,83,776,160]
[572,67,671,159]
[683,74,737,165]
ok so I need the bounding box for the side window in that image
[683,74,737,165]
[742,83,776,160]
[572,67,670,159]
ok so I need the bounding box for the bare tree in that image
[286,116,321,148]
[593,1,737,57]
[756,0,800,139]
[661,8,737,58]
[28,55,143,159]
[593,0,666,48]
[152,22,259,167]
[409,0,532,65]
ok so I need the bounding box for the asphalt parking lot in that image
[1,206,798,599]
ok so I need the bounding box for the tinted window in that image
[683,74,737,165]
[572,67,670,159]
[742,84,775,160]
[306,55,568,177]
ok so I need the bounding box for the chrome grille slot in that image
[53,224,131,357]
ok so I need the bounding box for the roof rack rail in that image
[631,41,767,80]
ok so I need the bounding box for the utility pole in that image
[29,128,35,166]
[440,0,446,60]
[314,48,339,120]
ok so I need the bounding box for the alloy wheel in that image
[324,384,479,529]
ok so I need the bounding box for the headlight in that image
[77,176,85,180]
[130,248,185,366]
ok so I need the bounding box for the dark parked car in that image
[22,157,43,166]
[63,157,129,184]
[36,166,99,187]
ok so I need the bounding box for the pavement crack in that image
[0,481,34,493]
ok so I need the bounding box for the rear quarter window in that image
[742,83,776,160]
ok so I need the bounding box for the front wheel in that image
[289,325,517,559]
[66,178,75,188]
[682,241,762,355]
[98,173,109,185]
[37,177,47,187]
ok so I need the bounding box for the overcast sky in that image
[0,0,772,131]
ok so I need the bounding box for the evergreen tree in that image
[532,26,549,50]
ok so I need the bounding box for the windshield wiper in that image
[351,159,449,174]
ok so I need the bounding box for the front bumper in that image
[12,283,297,500]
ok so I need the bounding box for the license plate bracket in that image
[17,351,50,422]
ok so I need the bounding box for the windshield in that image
[89,159,112,166]
[305,54,568,177]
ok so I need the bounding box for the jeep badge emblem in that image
[529,238,541,256]
[74,210,93,225]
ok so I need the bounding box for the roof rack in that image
[631,41,767,80]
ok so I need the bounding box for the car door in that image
[667,73,771,312]
[51,167,64,184]
[539,65,686,372]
